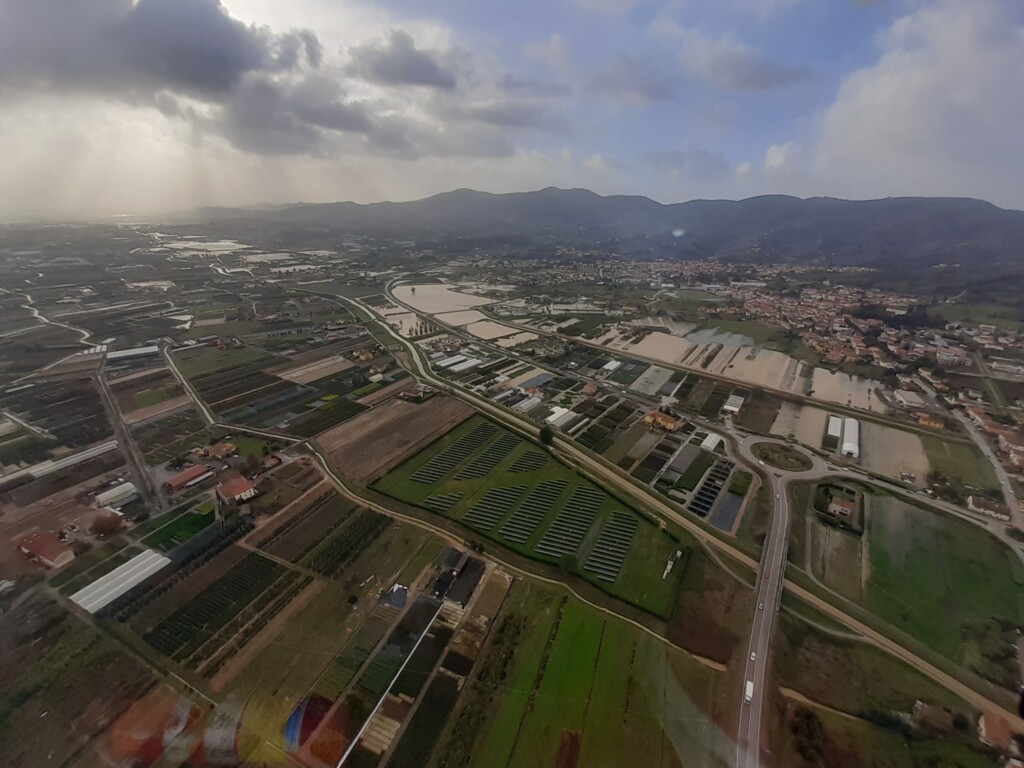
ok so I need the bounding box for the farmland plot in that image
[374,415,683,618]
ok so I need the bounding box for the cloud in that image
[811,0,1024,206]
[461,101,571,134]
[652,17,809,90]
[589,54,673,104]
[639,147,733,181]
[524,34,573,80]
[764,141,800,171]
[498,74,571,97]
[346,30,456,89]
[572,0,640,13]
[0,0,312,97]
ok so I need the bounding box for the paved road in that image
[95,364,163,513]
[736,471,786,768]
[915,375,1021,528]
[321,282,1024,733]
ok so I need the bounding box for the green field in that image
[373,415,682,617]
[142,507,216,551]
[434,581,725,768]
[676,450,715,491]
[856,495,1024,675]
[174,345,279,378]
[777,706,999,768]
[920,434,999,492]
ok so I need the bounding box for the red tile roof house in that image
[18,531,74,569]
[216,472,257,504]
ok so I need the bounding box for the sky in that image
[0,0,1022,217]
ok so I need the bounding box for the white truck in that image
[744,680,754,704]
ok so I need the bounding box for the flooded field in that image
[394,284,494,314]
[625,332,695,364]
[809,368,879,410]
[435,309,490,326]
[770,402,830,446]
[629,365,675,396]
[464,320,519,340]
[706,346,798,389]
[860,422,928,486]
[159,238,250,252]
[384,312,424,337]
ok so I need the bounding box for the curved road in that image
[303,281,1024,739]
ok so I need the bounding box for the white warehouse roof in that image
[69,549,171,614]
[106,345,160,361]
[700,434,723,451]
[826,415,843,438]
[841,417,860,458]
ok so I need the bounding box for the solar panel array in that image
[499,479,569,545]
[509,450,549,474]
[535,486,606,559]
[462,485,527,531]
[455,433,521,480]
[424,493,464,513]
[689,459,734,517]
[584,512,638,582]
[411,422,498,483]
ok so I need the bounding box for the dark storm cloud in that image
[0,0,550,161]
[639,148,732,181]
[588,54,673,103]
[0,0,314,97]
[346,30,457,89]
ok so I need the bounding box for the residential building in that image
[216,472,257,504]
[644,410,680,431]
[18,531,74,569]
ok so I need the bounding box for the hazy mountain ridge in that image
[176,187,1024,266]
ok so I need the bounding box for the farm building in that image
[163,464,214,493]
[216,473,257,504]
[69,549,172,613]
[828,496,857,518]
[95,481,138,509]
[18,531,74,569]
[643,410,680,431]
[700,433,724,452]
[894,390,926,408]
[841,418,860,458]
[105,345,160,362]
[204,442,237,461]
[721,394,745,415]
[444,557,486,608]
[826,415,843,440]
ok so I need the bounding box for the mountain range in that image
[180,187,1024,267]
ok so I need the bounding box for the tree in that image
[246,453,261,473]
[539,425,554,446]
[90,512,123,537]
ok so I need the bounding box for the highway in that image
[296,281,1024,737]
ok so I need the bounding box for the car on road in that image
[750,651,756,661]
[775,493,780,499]
[758,602,764,610]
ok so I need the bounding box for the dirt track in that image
[318,395,473,484]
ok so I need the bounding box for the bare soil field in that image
[123,394,191,425]
[318,395,474,484]
[275,356,355,385]
[356,378,409,405]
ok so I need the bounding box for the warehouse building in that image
[163,464,214,494]
[841,418,860,458]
